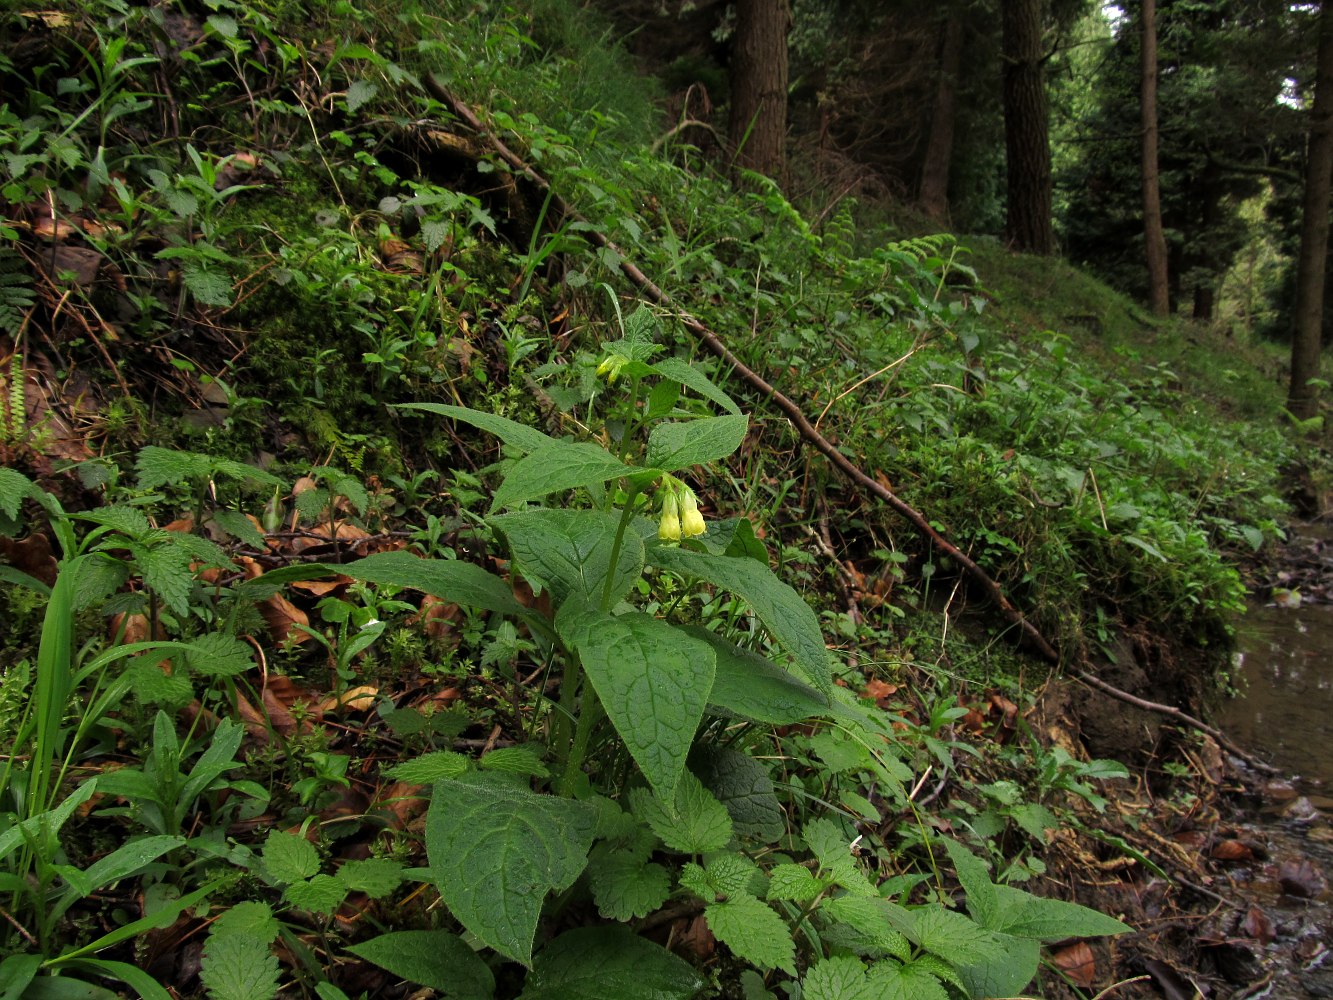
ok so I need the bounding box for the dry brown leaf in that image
[319,685,379,713]
[375,781,429,829]
[290,576,351,596]
[677,914,715,960]
[416,594,461,642]
[1051,941,1096,988]
[1211,839,1253,861]
[1242,904,1275,944]
[0,532,58,587]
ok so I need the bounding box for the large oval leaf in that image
[491,442,640,512]
[556,606,715,799]
[648,546,831,694]
[683,627,829,724]
[492,509,643,607]
[426,775,596,967]
[645,414,748,472]
[519,925,704,1000]
[342,551,524,615]
[394,402,556,454]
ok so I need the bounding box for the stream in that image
[1206,595,1333,997]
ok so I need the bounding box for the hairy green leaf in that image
[490,441,639,512]
[336,858,405,898]
[260,831,319,885]
[519,925,703,1000]
[684,628,828,724]
[493,508,643,606]
[628,770,732,854]
[557,606,714,798]
[691,745,785,843]
[588,850,671,920]
[385,750,471,783]
[705,895,795,973]
[394,403,556,454]
[283,874,346,914]
[342,551,525,615]
[199,932,279,1000]
[346,930,495,1000]
[648,546,830,693]
[645,414,748,471]
[426,775,596,965]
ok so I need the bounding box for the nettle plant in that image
[331,309,1129,997]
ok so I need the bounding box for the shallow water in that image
[1219,603,1333,785]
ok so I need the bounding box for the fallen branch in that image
[427,80,1280,773]
[426,76,1060,663]
[1074,670,1277,774]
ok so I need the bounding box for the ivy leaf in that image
[705,895,795,974]
[260,831,319,885]
[393,402,556,454]
[557,606,714,799]
[341,551,526,615]
[691,745,785,843]
[346,930,495,1000]
[648,546,831,694]
[199,932,279,1000]
[684,627,828,724]
[490,441,640,512]
[587,850,671,920]
[426,775,596,966]
[645,414,748,471]
[628,769,733,854]
[493,509,643,606]
[283,874,346,915]
[519,925,704,1000]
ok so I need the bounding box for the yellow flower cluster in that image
[658,481,705,541]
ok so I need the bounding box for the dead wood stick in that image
[1073,670,1277,774]
[427,76,1060,664]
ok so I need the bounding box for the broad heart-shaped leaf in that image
[426,775,596,966]
[683,627,829,724]
[648,546,831,694]
[690,745,785,843]
[393,402,556,454]
[490,442,640,513]
[705,895,796,974]
[988,883,1130,940]
[556,605,714,799]
[341,551,525,615]
[346,930,495,1000]
[519,925,704,1000]
[645,414,748,472]
[492,508,643,606]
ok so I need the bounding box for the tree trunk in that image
[918,14,964,222]
[1288,0,1333,422]
[1141,0,1170,316]
[1001,0,1054,255]
[729,0,790,184]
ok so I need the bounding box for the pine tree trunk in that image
[729,0,790,184]
[1288,0,1333,421]
[918,14,964,222]
[1141,0,1170,316]
[1001,0,1054,255]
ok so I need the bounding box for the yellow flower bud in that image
[658,490,681,541]
[679,489,705,536]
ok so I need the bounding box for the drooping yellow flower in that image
[680,488,706,537]
[658,489,682,541]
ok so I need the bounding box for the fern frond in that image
[0,248,35,337]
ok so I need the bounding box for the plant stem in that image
[558,682,602,797]
[600,488,641,612]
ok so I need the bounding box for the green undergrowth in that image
[0,0,1308,997]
